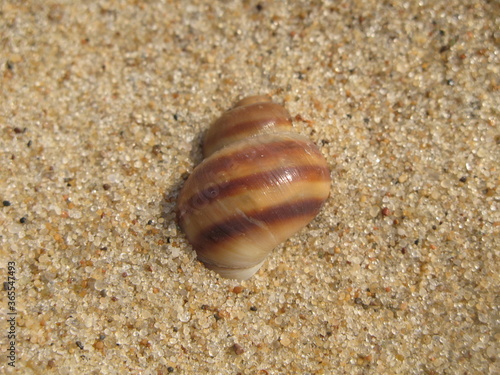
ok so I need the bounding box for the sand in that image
[1,1,499,374]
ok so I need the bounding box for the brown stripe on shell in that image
[177,134,328,224]
[179,165,330,216]
[179,179,330,246]
[187,135,325,189]
[215,115,291,140]
[203,101,293,156]
[191,198,326,253]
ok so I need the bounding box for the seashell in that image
[177,95,331,280]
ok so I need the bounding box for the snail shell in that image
[177,96,331,280]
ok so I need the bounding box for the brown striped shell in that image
[177,96,331,280]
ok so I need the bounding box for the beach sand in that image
[1,1,498,373]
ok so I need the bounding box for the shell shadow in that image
[159,128,206,247]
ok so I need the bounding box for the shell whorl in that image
[177,96,331,280]
[203,95,293,157]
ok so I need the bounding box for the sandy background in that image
[1,1,499,374]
